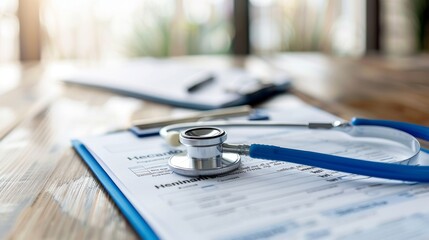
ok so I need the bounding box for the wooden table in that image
[0,54,428,239]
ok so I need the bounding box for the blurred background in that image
[1,0,428,63]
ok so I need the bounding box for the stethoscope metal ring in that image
[180,127,226,146]
[169,126,241,176]
[168,152,241,177]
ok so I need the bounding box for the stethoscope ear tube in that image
[352,118,429,142]
[352,118,429,153]
[250,144,429,182]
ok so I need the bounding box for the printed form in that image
[81,105,429,240]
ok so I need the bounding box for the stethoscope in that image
[159,118,429,182]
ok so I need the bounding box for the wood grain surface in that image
[0,54,428,239]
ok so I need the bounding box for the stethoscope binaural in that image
[159,118,429,182]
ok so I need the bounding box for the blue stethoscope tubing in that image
[251,118,429,182]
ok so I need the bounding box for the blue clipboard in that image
[71,139,159,240]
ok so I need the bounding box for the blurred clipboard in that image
[63,58,291,110]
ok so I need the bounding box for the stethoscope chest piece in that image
[168,127,241,176]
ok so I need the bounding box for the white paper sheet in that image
[81,103,429,240]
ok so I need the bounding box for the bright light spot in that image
[331,18,364,56]
[184,0,211,24]
[250,0,273,8]
[204,27,231,53]
[251,18,281,52]
[0,0,18,13]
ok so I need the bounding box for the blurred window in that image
[250,0,366,56]
[381,0,424,56]
[40,0,233,60]
[5,1,428,62]
[0,0,19,62]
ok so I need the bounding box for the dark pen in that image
[186,74,215,93]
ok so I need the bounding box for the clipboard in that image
[63,59,291,110]
[70,104,335,239]
[70,99,429,239]
[72,139,159,240]
[70,104,354,239]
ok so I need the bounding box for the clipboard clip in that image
[130,105,269,137]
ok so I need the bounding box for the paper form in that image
[81,105,429,240]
